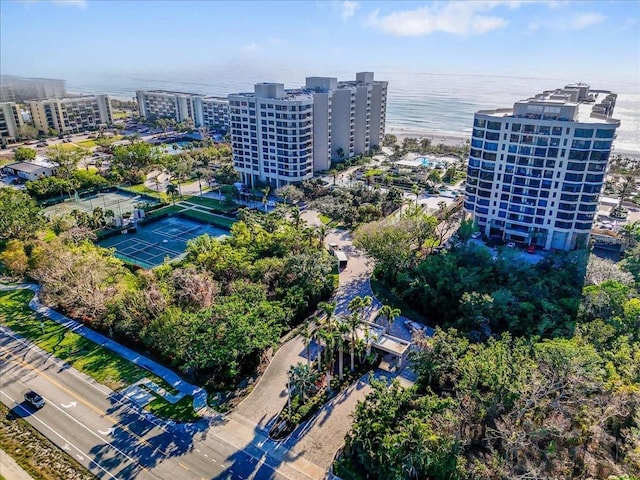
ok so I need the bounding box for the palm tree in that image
[316,224,329,249]
[195,170,203,197]
[335,320,350,380]
[377,304,401,334]
[411,184,421,206]
[329,168,338,186]
[288,363,318,404]
[317,301,337,384]
[614,175,636,216]
[166,183,178,205]
[290,205,303,230]
[347,296,373,372]
[261,185,271,212]
[301,321,312,367]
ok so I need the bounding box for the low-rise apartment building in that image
[28,95,113,134]
[0,102,24,148]
[0,75,66,101]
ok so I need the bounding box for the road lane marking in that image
[0,391,118,480]
[61,401,77,408]
[179,462,190,471]
[0,350,168,458]
[0,329,173,434]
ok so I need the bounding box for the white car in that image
[24,390,45,409]
[471,231,482,239]
[506,242,516,248]
[404,319,434,337]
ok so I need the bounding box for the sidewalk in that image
[0,449,34,480]
[0,284,208,412]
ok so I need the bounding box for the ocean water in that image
[67,68,639,154]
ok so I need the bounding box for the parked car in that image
[24,390,45,409]
[404,320,426,335]
[527,244,536,253]
[36,142,48,147]
[471,231,482,239]
[506,242,516,248]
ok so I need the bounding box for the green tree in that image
[0,188,44,240]
[111,141,162,183]
[0,238,29,275]
[376,304,401,334]
[166,183,178,205]
[13,147,36,163]
[16,124,39,140]
[347,295,372,372]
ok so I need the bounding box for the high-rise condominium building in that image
[229,83,314,188]
[28,95,113,134]
[0,102,24,147]
[463,83,619,251]
[305,72,388,171]
[229,72,388,186]
[0,76,66,101]
[136,90,231,131]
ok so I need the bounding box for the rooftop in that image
[477,83,619,125]
[143,90,205,98]
[5,160,55,173]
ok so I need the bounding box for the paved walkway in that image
[230,210,419,470]
[0,448,34,480]
[0,284,208,412]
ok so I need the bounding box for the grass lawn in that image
[318,213,342,229]
[56,143,83,152]
[76,139,97,149]
[178,209,235,229]
[369,277,429,324]
[0,289,199,422]
[146,204,183,219]
[146,395,199,422]
[182,195,235,212]
[113,111,128,120]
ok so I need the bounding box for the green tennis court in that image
[44,190,159,217]
[97,216,228,268]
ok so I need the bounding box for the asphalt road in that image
[0,327,320,480]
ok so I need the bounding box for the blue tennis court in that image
[97,216,228,268]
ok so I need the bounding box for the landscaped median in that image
[0,401,94,480]
[0,288,200,422]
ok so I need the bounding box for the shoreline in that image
[386,126,469,148]
[385,126,639,158]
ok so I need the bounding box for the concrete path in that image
[0,449,34,480]
[232,335,313,434]
[228,210,419,470]
[0,284,208,413]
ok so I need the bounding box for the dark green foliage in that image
[26,170,110,200]
[340,329,640,479]
[0,188,45,240]
[395,245,583,338]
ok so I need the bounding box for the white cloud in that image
[241,43,258,54]
[341,1,359,21]
[52,0,88,8]
[528,11,606,32]
[568,12,606,30]
[366,2,509,36]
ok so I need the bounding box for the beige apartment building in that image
[0,102,24,148]
[136,90,230,131]
[28,95,113,134]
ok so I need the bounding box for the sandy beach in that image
[386,126,470,148]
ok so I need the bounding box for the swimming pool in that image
[416,157,431,167]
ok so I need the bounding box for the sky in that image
[1,0,639,89]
